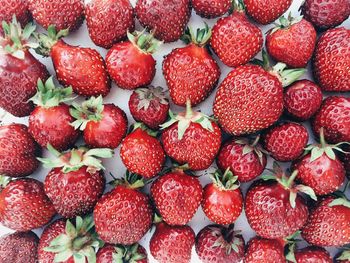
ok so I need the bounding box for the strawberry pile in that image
[0,0,349,262]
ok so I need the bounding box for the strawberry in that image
[135,0,191,43]
[150,221,195,263]
[313,27,350,92]
[70,96,128,149]
[129,87,170,130]
[163,24,220,107]
[28,77,79,151]
[263,122,309,162]
[291,246,332,263]
[35,26,111,97]
[195,225,245,263]
[216,136,267,182]
[0,124,40,178]
[0,231,39,263]
[284,79,323,121]
[266,15,317,68]
[97,243,148,263]
[151,168,202,226]
[202,169,243,225]
[0,1,31,35]
[244,237,286,263]
[0,177,56,231]
[0,18,49,117]
[106,30,160,90]
[192,0,231,18]
[86,0,135,49]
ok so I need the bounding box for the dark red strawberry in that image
[291,246,332,263]
[70,96,128,149]
[129,87,170,130]
[97,243,148,263]
[163,24,220,107]
[86,0,134,49]
[0,1,31,35]
[135,0,191,43]
[192,0,231,18]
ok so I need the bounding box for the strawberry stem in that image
[185,100,193,119]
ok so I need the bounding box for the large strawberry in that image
[97,243,148,263]
[192,0,231,18]
[0,1,31,35]
[86,0,134,49]
[163,24,220,107]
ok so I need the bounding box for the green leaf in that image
[329,198,350,208]
[54,250,73,262]
[324,147,336,160]
[73,253,86,263]
[295,185,317,201]
[310,147,324,162]
[177,119,191,140]
[85,148,114,158]
[65,219,77,237]
[289,191,297,209]
[261,174,276,181]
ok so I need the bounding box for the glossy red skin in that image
[284,80,323,121]
[94,185,153,245]
[244,237,286,263]
[313,28,350,92]
[217,139,267,183]
[135,0,191,43]
[51,40,111,97]
[213,65,283,135]
[29,103,80,151]
[86,0,134,49]
[0,178,56,231]
[0,0,31,35]
[192,0,231,18]
[302,197,350,246]
[84,104,128,149]
[312,96,350,144]
[245,180,309,239]
[97,244,148,263]
[161,122,222,171]
[0,231,39,263]
[266,19,316,68]
[163,44,220,107]
[151,171,203,226]
[294,246,332,263]
[150,223,195,263]
[210,11,263,67]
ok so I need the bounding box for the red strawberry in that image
[27,0,84,32]
[202,169,243,225]
[0,1,31,35]
[150,221,195,263]
[216,137,267,182]
[161,102,221,171]
[292,246,332,263]
[0,177,56,231]
[195,225,245,263]
[244,237,286,263]
[0,124,40,178]
[263,122,309,162]
[35,26,111,97]
[135,0,191,43]
[192,0,231,18]
[151,168,202,226]
[97,243,148,263]
[129,86,170,130]
[70,96,128,149]
[266,15,317,68]
[28,77,79,151]
[86,0,135,49]
[0,231,39,263]
[284,79,323,121]
[313,27,350,92]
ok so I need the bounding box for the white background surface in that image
[1,0,350,262]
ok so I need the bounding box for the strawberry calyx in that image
[269,13,303,34]
[235,135,266,165]
[210,168,240,191]
[284,231,302,263]
[181,23,212,47]
[135,86,168,111]
[328,192,350,209]
[337,248,350,261]
[127,30,162,54]
[110,171,145,190]
[131,122,158,137]
[0,175,11,190]
[230,0,246,13]
[112,243,146,263]
[210,225,243,255]
[34,25,69,57]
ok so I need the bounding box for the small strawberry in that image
[70,96,128,149]
[97,243,148,263]
[192,0,231,18]
[86,0,135,49]
[0,1,31,35]
[129,86,170,130]
[135,0,191,43]
[289,246,332,263]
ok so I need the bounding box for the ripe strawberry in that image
[129,87,170,130]
[151,168,202,226]
[195,225,244,263]
[163,24,220,107]
[244,237,286,263]
[301,0,350,30]
[192,0,231,18]
[28,77,79,151]
[135,0,191,43]
[217,137,267,182]
[313,27,350,92]
[291,246,332,263]
[0,177,56,231]
[302,196,350,246]
[150,221,195,263]
[284,79,323,121]
[0,124,40,178]
[70,96,128,149]
[0,18,49,117]
[94,174,153,245]
[27,0,84,32]
[0,231,39,263]
[86,0,135,49]
[161,102,221,171]
[202,169,243,225]
[266,15,317,68]
[35,26,111,97]
[263,122,309,162]
[0,1,31,35]
[97,243,148,263]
